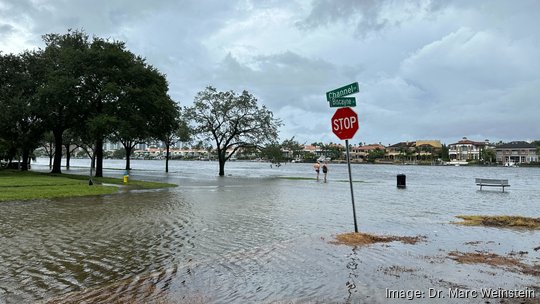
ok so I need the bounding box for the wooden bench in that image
[475,178,510,192]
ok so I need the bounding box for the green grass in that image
[0,170,176,202]
[55,173,175,189]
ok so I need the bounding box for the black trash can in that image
[397,174,406,188]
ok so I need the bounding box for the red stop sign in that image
[331,107,359,140]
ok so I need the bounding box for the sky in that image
[1,0,539,146]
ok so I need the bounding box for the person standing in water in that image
[322,161,328,182]
[313,162,321,180]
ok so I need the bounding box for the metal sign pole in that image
[345,139,358,232]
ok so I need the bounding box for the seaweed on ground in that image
[331,232,426,247]
[454,215,540,229]
[448,251,540,277]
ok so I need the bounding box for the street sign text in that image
[329,97,356,107]
[331,107,359,140]
[326,82,359,101]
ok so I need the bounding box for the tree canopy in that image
[0,51,45,170]
[0,29,180,175]
[185,86,282,176]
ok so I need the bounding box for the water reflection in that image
[345,247,360,303]
[1,160,539,303]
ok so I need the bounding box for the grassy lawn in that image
[0,170,176,202]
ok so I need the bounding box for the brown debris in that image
[379,265,417,278]
[448,251,540,277]
[454,215,540,229]
[331,232,426,246]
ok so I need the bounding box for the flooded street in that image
[1,159,539,303]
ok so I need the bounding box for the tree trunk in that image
[21,149,30,171]
[95,137,103,177]
[49,154,53,168]
[125,146,132,171]
[218,150,226,176]
[165,143,170,173]
[65,144,71,170]
[51,129,63,174]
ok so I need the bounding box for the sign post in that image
[345,139,358,232]
[331,107,359,232]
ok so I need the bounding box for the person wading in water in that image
[322,161,328,182]
[313,162,321,181]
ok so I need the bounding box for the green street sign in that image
[329,97,356,107]
[326,82,359,101]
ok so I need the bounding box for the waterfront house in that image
[495,141,538,165]
[302,145,323,158]
[385,142,415,162]
[448,137,491,161]
[350,144,386,162]
[415,140,442,161]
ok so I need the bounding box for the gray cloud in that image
[1,0,539,145]
[0,23,14,34]
[297,0,437,37]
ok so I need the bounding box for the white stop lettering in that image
[333,116,357,130]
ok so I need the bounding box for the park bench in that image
[475,178,510,192]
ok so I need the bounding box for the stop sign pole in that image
[331,107,359,232]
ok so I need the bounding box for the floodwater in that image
[1,159,539,303]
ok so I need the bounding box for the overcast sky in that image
[1,0,539,146]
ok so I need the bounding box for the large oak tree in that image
[39,30,90,173]
[110,59,178,171]
[186,86,282,176]
[0,51,45,170]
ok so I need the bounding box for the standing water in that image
[1,159,539,303]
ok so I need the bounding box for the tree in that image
[0,51,46,170]
[321,143,344,160]
[82,37,132,177]
[72,36,178,174]
[481,147,496,164]
[367,148,386,163]
[39,30,91,173]
[40,131,56,168]
[281,137,303,161]
[110,57,175,171]
[260,143,284,165]
[186,86,282,176]
[62,129,81,170]
[440,144,450,161]
[111,148,126,159]
[158,108,191,173]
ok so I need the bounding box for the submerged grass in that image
[0,170,175,202]
[455,215,540,229]
[55,173,175,189]
[278,176,316,180]
[278,176,366,183]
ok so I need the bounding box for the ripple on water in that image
[1,162,540,303]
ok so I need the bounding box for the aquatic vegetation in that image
[455,215,540,229]
[331,232,426,246]
[448,251,540,277]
